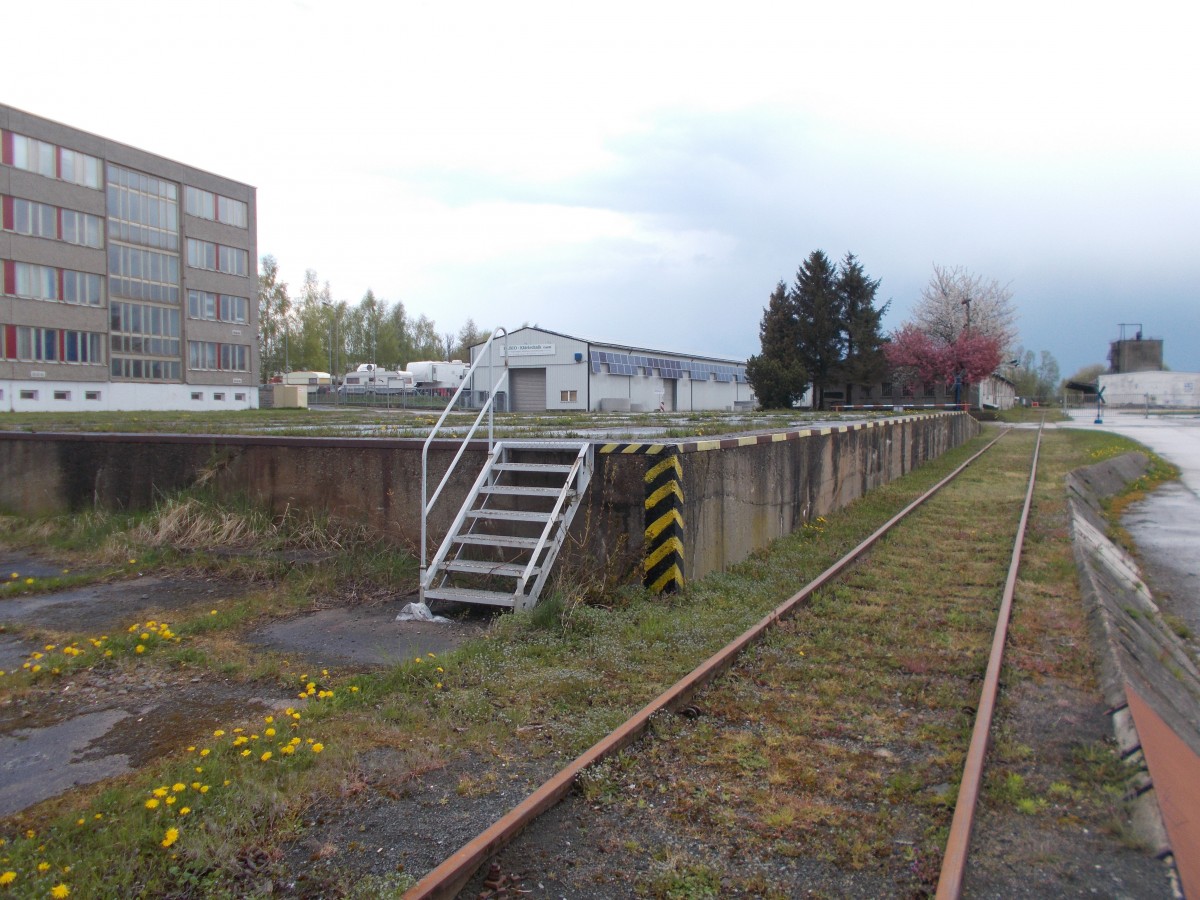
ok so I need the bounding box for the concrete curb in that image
[1069,453,1200,894]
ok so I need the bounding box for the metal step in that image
[466,508,556,522]
[479,484,576,497]
[423,586,518,607]
[496,440,592,451]
[451,533,542,550]
[443,559,537,578]
[492,462,576,474]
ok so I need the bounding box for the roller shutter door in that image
[509,368,547,411]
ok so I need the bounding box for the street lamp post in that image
[960,295,972,410]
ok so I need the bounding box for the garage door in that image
[509,368,547,411]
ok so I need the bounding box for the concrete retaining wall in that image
[0,412,977,586]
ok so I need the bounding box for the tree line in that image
[256,255,488,379]
[747,253,1038,409]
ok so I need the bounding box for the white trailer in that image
[340,364,413,394]
[404,361,467,392]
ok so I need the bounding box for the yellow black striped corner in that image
[644,447,684,593]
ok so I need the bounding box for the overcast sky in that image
[7,0,1198,377]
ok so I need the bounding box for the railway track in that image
[404,426,1048,898]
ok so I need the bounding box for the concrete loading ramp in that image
[0,412,978,598]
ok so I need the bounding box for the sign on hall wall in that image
[501,343,556,357]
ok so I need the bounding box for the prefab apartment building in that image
[1,104,257,411]
[469,326,755,412]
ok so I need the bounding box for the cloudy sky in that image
[7,0,1198,378]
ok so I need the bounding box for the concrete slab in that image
[246,601,489,667]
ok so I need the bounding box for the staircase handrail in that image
[420,328,508,597]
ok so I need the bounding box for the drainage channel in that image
[403,429,1018,899]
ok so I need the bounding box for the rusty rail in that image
[936,422,1043,898]
[404,429,1010,899]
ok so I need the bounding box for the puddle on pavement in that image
[0,684,284,818]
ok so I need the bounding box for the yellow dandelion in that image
[414,658,423,664]
[199,785,210,793]
[199,748,211,757]
[172,783,185,792]
[45,644,56,651]
[241,749,251,757]
[165,796,175,806]
[135,645,145,654]
[436,682,443,690]
[145,798,160,809]
[427,652,436,658]
[139,633,149,640]
[191,781,201,790]
[161,827,179,848]
[153,787,168,798]
[350,686,360,693]
[38,862,51,872]
[51,884,70,898]
[280,745,295,756]
[128,559,137,565]
[8,571,17,579]
[260,751,273,762]
[0,872,15,886]
[213,729,225,738]
[104,650,113,657]
[94,813,103,820]
[210,609,217,615]
[25,577,34,585]
[265,728,275,737]
[311,743,324,754]
[264,715,274,724]
[321,669,328,676]
[178,807,191,816]
[31,664,41,673]
[223,779,231,786]
[76,818,85,826]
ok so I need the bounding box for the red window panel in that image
[58,329,66,361]
[3,325,15,360]
[2,260,14,295]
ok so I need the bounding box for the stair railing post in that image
[420,327,508,605]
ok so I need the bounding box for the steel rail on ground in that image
[936,422,1044,899]
[403,428,1012,900]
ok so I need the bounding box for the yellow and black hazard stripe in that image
[643,447,684,593]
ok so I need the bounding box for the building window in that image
[184,186,248,228]
[61,209,104,248]
[560,390,578,402]
[213,392,225,401]
[186,240,248,277]
[3,131,102,189]
[107,245,180,303]
[923,382,935,398]
[881,382,893,398]
[5,262,104,306]
[54,390,70,401]
[902,382,915,398]
[5,326,104,364]
[187,290,248,323]
[111,356,181,381]
[85,390,101,401]
[188,341,249,372]
[20,389,38,400]
[110,301,180,355]
[191,392,203,401]
[234,392,246,401]
[106,164,179,251]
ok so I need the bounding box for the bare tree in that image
[913,264,1018,352]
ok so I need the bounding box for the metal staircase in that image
[421,440,592,611]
